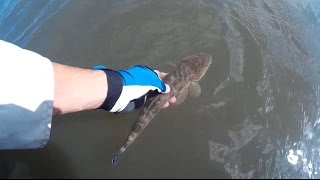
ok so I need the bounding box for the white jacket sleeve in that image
[0,40,54,150]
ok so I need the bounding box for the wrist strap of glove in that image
[98,69,123,111]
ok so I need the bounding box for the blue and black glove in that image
[92,65,167,113]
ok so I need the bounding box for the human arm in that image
[52,62,176,115]
[0,40,175,150]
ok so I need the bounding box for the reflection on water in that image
[1,0,320,178]
[0,0,69,47]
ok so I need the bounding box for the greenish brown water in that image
[1,0,320,178]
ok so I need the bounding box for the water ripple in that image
[0,0,69,47]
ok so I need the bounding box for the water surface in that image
[1,0,320,178]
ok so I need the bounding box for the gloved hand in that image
[92,65,168,113]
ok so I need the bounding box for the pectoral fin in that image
[175,88,189,105]
[188,82,201,98]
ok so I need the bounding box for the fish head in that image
[178,53,212,81]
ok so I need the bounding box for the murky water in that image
[1,0,320,178]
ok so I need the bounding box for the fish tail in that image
[112,152,122,165]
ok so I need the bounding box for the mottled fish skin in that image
[112,53,212,164]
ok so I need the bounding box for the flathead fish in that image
[112,53,212,164]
